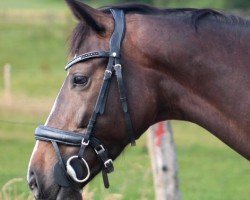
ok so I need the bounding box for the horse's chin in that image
[56,187,82,200]
[32,184,82,200]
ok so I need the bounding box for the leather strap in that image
[77,8,129,159]
[102,170,110,188]
[52,141,81,190]
[114,65,136,146]
[35,126,83,146]
[109,9,126,57]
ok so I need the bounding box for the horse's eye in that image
[73,75,88,86]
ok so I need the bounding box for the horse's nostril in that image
[28,170,40,198]
[29,180,37,190]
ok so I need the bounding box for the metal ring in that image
[66,156,90,183]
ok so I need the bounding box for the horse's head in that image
[27,1,160,199]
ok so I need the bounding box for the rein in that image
[34,9,136,190]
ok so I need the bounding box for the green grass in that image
[0,0,106,10]
[174,123,250,200]
[0,3,249,200]
[0,0,65,10]
[0,21,69,96]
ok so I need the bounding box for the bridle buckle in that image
[104,159,113,168]
[104,159,114,173]
[81,138,89,146]
[95,145,105,154]
[114,64,121,69]
[104,70,113,80]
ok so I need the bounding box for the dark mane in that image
[101,3,249,27]
[70,3,250,54]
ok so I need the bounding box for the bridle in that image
[34,9,136,190]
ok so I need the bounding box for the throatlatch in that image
[34,9,136,190]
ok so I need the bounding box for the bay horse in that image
[27,0,250,199]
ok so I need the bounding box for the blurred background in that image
[0,0,249,199]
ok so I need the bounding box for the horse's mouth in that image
[32,185,82,200]
[56,187,82,200]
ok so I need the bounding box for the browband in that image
[65,51,110,71]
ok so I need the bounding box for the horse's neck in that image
[147,18,250,159]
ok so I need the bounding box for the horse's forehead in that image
[77,33,109,53]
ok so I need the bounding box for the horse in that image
[27,0,250,199]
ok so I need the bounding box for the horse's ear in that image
[65,0,109,34]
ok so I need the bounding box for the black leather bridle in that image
[34,9,136,190]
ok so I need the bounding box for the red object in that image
[155,122,165,146]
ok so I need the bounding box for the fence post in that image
[3,64,11,102]
[147,121,181,200]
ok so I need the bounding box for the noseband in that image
[34,9,136,190]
